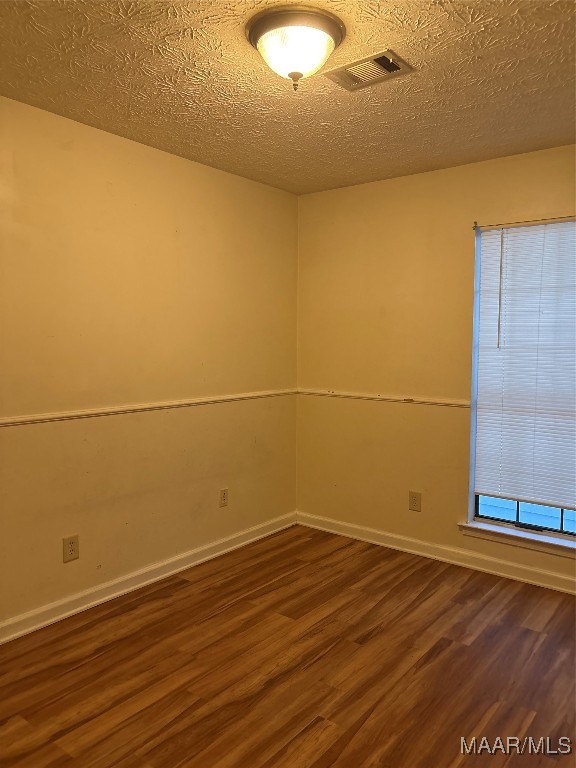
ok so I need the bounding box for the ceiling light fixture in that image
[246,6,345,91]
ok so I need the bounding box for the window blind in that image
[473,221,576,511]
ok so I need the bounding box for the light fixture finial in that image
[288,71,303,91]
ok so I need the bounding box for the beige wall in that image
[297,146,576,581]
[0,97,298,620]
[0,99,297,414]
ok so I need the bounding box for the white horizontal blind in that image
[474,221,576,510]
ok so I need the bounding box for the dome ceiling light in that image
[246,6,346,91]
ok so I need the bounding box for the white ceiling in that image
[0,0,574,194]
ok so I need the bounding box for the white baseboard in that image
[296,512,576,595]
[0,513,297,645]
[3,509,573,644]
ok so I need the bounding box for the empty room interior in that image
[0,1,575,766]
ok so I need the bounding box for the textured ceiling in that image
[0,0,574,194]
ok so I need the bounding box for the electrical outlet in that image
[219,488,229,507]
[408,491,422,512]
[62,535,79,563]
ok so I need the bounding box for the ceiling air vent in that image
[324,49,412,91]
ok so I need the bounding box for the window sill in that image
[459,521,576,559]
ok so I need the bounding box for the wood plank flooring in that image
[1,525,574,767]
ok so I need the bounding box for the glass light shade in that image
[256,25,336,81]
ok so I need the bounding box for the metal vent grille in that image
[324,50,412,91]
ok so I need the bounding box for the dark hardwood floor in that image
[1,525,574,767]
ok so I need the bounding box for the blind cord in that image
[497,228,504,350]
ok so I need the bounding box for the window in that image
[470,220,576,538]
